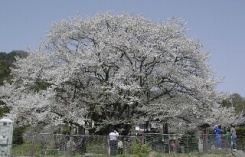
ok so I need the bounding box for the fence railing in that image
[9,133,245,157]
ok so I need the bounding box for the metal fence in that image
[10,133,245,157]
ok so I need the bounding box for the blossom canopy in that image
[0,13,234,133]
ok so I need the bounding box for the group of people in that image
[214,124,237,150]
[65,125,238,156]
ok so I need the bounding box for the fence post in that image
[168,134,170,153]
[175,134,178,153]
[141,133,145,145]
[31,133,35,157]
[68,135,72,157]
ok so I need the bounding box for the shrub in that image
[13,126,26,144]
[132,140,152,157]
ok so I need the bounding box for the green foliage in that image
[0,50,28,118]
[0,50,28,62]
[0,81,10,118]
[28,80,52,92]
[60,123,71,134]
[132,140,152,157]
[222,93,245,114]
[12,142,32,156]
[12,141,42,156]
[0,50,28,84]
[44,149,59,156]
[237,126,245,136]
[0,105,9,117]
[0,61,11,85]
[116,154,129,157]
[232,126,245,151]
[232,93,245,114]
[13,126,27,145]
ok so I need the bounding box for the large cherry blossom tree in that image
[0,13,235,134]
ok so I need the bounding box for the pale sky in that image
[1,0,245,97]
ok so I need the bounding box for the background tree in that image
[222,93,245,114]
[0,50,28,63]
[0,50,28,117]
[0,61,11,85]
[0,13,234,134]
[0,50,28,144]
[0,50,28,85]
[0,51,28,85]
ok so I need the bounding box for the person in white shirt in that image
[117,138,123,154]
[108,129,119,155]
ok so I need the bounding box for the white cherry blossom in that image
[0,13,235,133]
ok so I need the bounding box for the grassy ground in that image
[148,151,233,157]
[12,152,233,157]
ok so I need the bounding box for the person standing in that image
[108,129,119,155]
[225,127,231,150]
[214,125,222,149]
[230,124,237,150]
[77,135,86,155]
[66,136,76,156]
[117,137,123,154]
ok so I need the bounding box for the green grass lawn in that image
[148,151,233,157]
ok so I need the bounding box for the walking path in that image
[232,150,245,157]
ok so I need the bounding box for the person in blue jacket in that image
[214,125,222,149]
